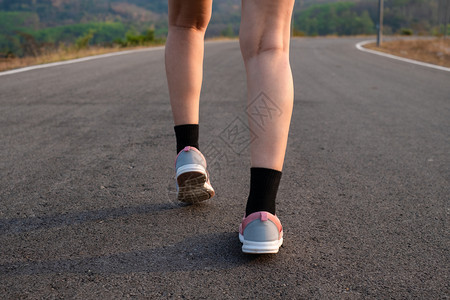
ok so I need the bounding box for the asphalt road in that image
[1,37,449,299]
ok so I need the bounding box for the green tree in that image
[220,25,234,37]
[295,2,376,36]
[75,30,95,50]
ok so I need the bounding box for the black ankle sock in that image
[246,167,282,216]
[174,124,199,153]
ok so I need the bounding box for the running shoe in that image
[175,146,215,204]
[239,211,283,254]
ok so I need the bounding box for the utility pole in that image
[377,0,384,47]
[438,0,442,36]
[444,0,449,39]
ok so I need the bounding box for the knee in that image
[169,3,212,32]
[240,33,287,62]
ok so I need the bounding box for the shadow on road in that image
[0,232,273,276]
[0,202,278,276]
[0,202,181,235]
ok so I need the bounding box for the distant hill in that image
[0,0,167,27]
[293,0,440,36]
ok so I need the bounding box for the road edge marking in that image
[0,46,165,77]
[355,40,450,72]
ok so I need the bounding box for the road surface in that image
[1,37,449,299]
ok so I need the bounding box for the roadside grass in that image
[0,37,237,72]
[0,44,164,72]
[364,38,450,68]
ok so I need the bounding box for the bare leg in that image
[165,0,213,125]
[167,0,216,203]
[240,0,295,171]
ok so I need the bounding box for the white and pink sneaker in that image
[175,146,215,204]
[239,211,283,254]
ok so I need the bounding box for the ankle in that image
[174,124,199,153]
[245,167,282,216]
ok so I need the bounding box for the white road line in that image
[355,40,450,72]
[0,46,164,77]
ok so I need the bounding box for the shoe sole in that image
[239,233,283,254]
[177,172,215,204]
